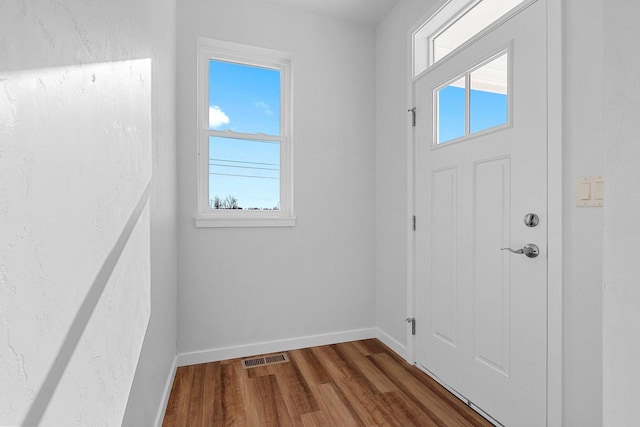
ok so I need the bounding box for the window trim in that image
[412,0,535,78]
[195,37,295,228]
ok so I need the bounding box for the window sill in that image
[195,214,296,228]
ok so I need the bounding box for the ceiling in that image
[260,0,401,26]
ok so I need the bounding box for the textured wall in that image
[0,50,152,427]
[177,0,377,356]
[0,1,177,426]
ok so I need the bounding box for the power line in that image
[210,158,279,167]
[210,163,279,172]
[210,172,278,180]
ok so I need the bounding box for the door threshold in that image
[416,363,504,427]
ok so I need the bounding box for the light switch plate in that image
[576,175,603,207]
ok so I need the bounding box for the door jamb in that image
[404,1,563,426]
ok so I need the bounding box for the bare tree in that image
[223,195,239,209]
[210,194,240,209]
[211,196,222,209]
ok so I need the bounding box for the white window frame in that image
[412,0,534,77]
[433,46,512,147]
[195,37,295,228]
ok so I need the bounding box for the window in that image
[196,38,294,227]
[413,0,529,77]
[436,50,509,144]
[432,0,524,64]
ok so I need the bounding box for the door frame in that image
[404,1,563,426]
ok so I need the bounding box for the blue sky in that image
[208,59,281,210]
[438,85,507,143]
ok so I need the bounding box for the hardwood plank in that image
[311,345,355,384]
[380,390,441,427]
[251,374,293,426]
[245,364,272,378]
[267,359,319,422]
[289,347,331,385]
[243,352,319,422]
[369,352,492,427]
[355,338,390,355]
[202,362,220,426]
[169,365,194,427]
[300,410,331,427]
[314,382,362,427]
[336,341,398,393]
[222,361,251,426]
[187,362,205,425]
[162,339,493,427]
[319,344,408,426]
[350,339,377,356]
[332,343,422,427]
[312,346,382,425]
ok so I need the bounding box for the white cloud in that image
[209,106,230,128]
[254,101,273,116]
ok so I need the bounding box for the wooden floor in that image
[162,339,492,426]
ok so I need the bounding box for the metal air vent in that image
[241,353,289,369]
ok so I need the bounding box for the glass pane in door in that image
[470,53,508,134]
[437,77,466,144]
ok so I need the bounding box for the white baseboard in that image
[177,328,377,367]
[375,327,408,360]
[154,355,177,427]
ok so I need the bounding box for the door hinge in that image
[408,107,416,127]
[406,317,416,335]
[412,215,416,231]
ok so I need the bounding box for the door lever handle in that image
[501,247,525,254]
[501,243,539,258]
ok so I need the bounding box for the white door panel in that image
[430,166,458,347]
[414,1,547,425]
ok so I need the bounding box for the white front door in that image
[414,1,547,425]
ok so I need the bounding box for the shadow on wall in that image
[0,59,153,426]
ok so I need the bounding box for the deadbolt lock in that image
[524,213,539,228]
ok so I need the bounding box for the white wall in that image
[177,0,377,357]
[375,0,438,357]
[0,1,177,426]
[603,2,640,426]
[375,0,604,424]
[562,0,604,425]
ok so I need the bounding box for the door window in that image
[435,51,509,145]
